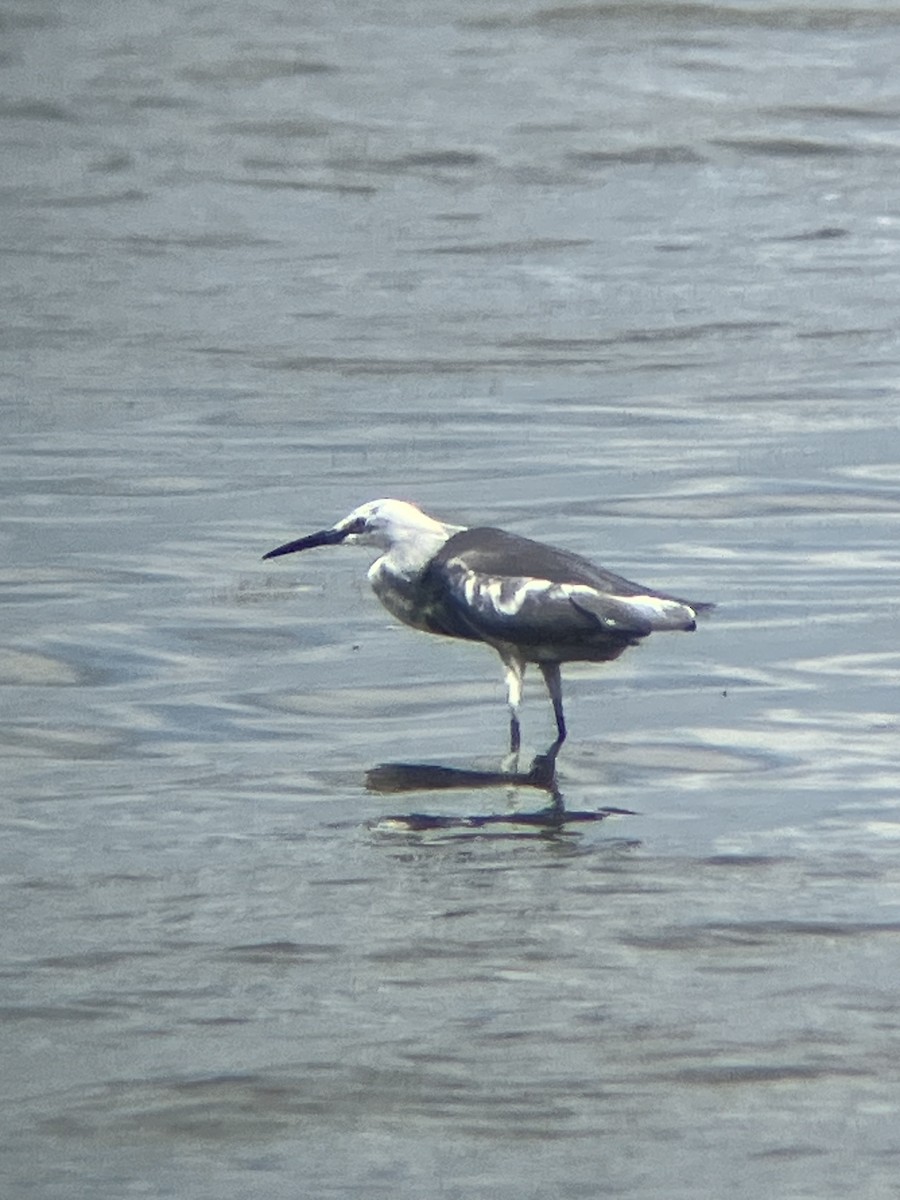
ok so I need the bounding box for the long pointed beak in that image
[262,526,348,560]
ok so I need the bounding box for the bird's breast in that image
[368,560,467,639]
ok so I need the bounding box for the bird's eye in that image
[346,516,368,534]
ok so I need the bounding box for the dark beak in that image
[262,526,348,561]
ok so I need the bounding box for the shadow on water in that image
[365,743,636,833]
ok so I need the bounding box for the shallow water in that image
[3,1,900,1197]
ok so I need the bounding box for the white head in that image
[332,499,455,549]
[263,498,462,563]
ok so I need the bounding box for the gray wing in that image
[420,528,697,649]
[438,527,654,596]
[440,569,655,647]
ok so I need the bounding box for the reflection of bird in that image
[263,499,711,753]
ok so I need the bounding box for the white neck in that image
[371,521,460,581]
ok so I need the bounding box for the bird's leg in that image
[539,662,567,747]
[499,652,526,759]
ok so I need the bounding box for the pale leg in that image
[499,651,526,754]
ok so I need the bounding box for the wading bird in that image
[263,499,710,753]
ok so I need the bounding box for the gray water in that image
[3,1,900,1196]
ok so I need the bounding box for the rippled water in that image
[3,1,900,1197]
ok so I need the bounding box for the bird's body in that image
[264,499,709,752]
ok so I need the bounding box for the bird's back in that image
[435,528,651,595]
[435,527,707,607]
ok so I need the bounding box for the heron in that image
[263,499,710,753]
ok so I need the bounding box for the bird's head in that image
[263,499,459,561]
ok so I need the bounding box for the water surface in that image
[3,1,900,1197]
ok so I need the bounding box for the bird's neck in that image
[371,524,460,582]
